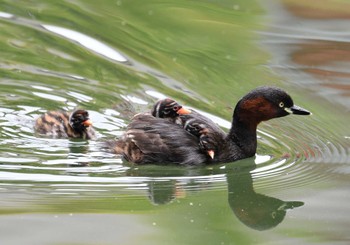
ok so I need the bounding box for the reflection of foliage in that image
[0,0,278,118]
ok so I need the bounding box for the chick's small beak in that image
[208,150,215,159]
[82,119,93,127]
[285,105,311,115]
[177,107,191,115]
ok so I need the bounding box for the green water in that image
[0,0,350,244]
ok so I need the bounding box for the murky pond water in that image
[0,0,350,244]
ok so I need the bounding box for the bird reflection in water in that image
[144,159,304,231]
[67,139,91,167]
[226,159,304,231]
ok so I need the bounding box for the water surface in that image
[0,0,349,244]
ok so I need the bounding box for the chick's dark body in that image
[112,113,207,165]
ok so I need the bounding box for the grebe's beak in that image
[208,150,215,159]
[285,105,311,115]
[177,107,191,115]
[82,119,93,127]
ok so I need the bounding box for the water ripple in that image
[0,93,348,196]
[42,25,128,63]
[0,7,349,199]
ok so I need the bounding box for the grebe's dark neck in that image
[227,101,258,157]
